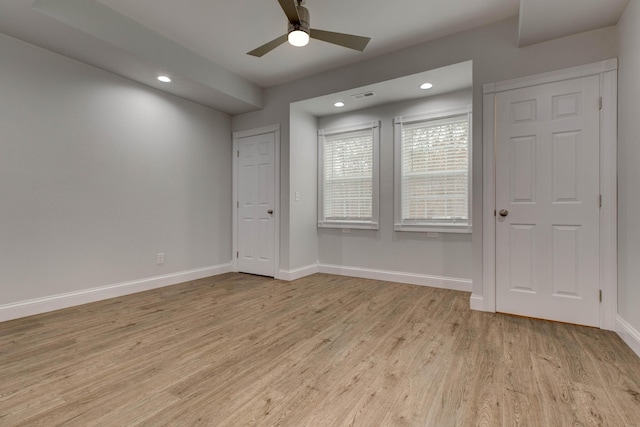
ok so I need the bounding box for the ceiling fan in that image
[247,0,371,57]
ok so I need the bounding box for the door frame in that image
[479,59,618,330]
[232,124,281,277]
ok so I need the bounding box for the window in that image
[394,107,472,232]
[318,121,380,229]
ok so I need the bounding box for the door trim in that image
[477,59,618,330]
[232,124,281,278]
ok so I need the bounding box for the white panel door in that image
[238,132,275,277]
[495,75,600,327]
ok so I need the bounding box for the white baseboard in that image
[317,263,472,292]
[0,263,232,322]
[277,263,319,281]
[616,315,640,358]
[470,294,488,311]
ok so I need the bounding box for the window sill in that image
[318,221,379,230]
[394,224,472,234]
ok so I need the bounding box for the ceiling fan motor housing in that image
[288,5,310,35]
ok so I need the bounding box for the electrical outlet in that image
[156,253,165,265]
[295,191,300,202]
[342,228,350,233]
[427,232,439,238]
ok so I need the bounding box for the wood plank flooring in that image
[1,273,639,426]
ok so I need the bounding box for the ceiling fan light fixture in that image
[247,0,370,57]
[288,29,309,47]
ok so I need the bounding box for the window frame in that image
[318,120,380,230]
[394,106,472,233]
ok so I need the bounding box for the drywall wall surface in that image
[317,90,472,279]
[617,0,640,332]
[232,16,617,297]
[288,108,319,271]
[0,33,232,305]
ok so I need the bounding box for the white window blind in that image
[318,121,379,229]
[395,110,471,232]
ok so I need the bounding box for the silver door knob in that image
[499,209,509,217]
[267,209,274,214]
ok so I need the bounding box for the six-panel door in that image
[495,75,601,327]
[238,132,276,277]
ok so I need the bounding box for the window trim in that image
[318,120,380,229]
[394,106,472,233]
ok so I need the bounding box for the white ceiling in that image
[94,0,516,88]
[0,0,628,114]
[295,61,472,118]
[519,0,629,46]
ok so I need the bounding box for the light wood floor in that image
[1,273,639,426]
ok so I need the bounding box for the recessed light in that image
[157,75,172,83]
[334,101,345,107]
[420,82,433,90]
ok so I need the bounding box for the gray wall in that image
[232,16,617,299]
[317,90,472,279]
[617,0,640,332]
[288,107,318,271]
[0,34,232,305]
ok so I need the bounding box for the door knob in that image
[267,209,274,214]
[499,209,509,217]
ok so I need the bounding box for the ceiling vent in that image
[351,91,376,100]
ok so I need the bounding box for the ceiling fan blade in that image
[310,29,371,51]
[247,34,288,57]
[277,0,300,24]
